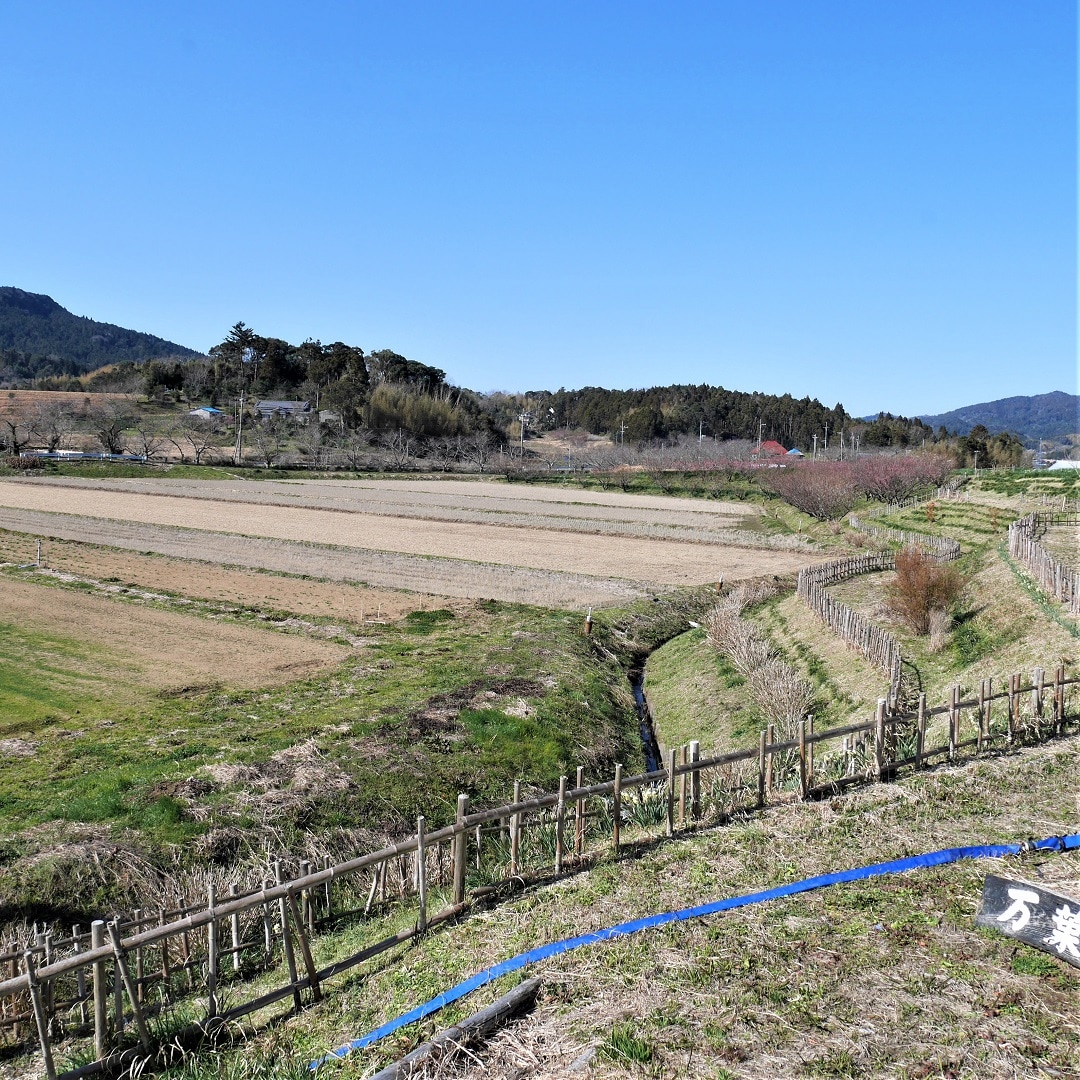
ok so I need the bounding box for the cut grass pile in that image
[60,733,1080,1080]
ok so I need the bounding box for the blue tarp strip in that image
[312,832,1079,1069]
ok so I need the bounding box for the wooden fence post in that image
[72,925,88,1025]
[159,909,171,992]
[678,746,687,825]
[206,881,219,1020]
[689,741,701,820]
[1055,664,1065,728]
[91,920,107,1060]
[613,764,623,852]
[510,782,521,877]
[574,766,585,856]
[453,794,469,905]
[669,747,678,833]
[228,885,241,974]
[948,685,959,761]
[757,731,766,809]
[106,922,150,1054]
[284,892,321,1003]
[807,714,815,787]
[1033,667,1044,721]
[23,951,56,1080]
[555,775,567,875]
[874,698,886,779]
[275,862,303,1013]
[798,720,808,799]
[1008,673,1018,743]
[916,692,926,768]
[765,724,774,794]
[417,816,428,932]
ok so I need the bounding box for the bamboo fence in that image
[1008,512,1080,616]
[0,667,1076,1079]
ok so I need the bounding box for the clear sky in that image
[1,1,1075,416]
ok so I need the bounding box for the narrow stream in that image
[629,668,662,772]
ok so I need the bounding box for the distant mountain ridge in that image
[0,287,199,375]
[904,391,1077,441]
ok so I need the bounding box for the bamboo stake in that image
[678,745,687,825]
[285,892,321,1003]
[159,909,171,992]
[807,714,815,787]
[574,767,585,856]
[229,885,241,973]
[510,781,521,877]
[689,742,701,819]
[766,724,774,794]
[668,747,678,833]
[206,882,219,1020]
[874,698,886,778]
[73,925,87,1025]
[23,952,56,1080]
[916,692,926,768]
[91,921,106,1060]
[798,720,808,799]
[416,817,428,932]
[613,763,623,852]
[555,775,567,875]
[276,862,302,1013]
[453,794,469,905]
[106,923,150,1054]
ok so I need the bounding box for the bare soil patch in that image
[0,508,648,608]
[0,480,821,589]
[0,389,133,418]
[0,576,349,691]
[1041,524,1079,572]
[0,532,429,622]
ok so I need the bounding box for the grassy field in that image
[0,558,645,924]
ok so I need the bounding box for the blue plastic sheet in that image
[312,832,1079,1069]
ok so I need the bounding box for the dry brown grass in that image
[0,575,350,692]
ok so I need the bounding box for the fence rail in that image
[1009,512,1080,615]
[1,665,1077,1078]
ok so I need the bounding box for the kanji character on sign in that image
[1045,904,1080,960]
[996,887,1041,932]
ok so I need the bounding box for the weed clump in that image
[884,549,965,635]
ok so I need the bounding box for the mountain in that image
[911,392,1078,441]
[0,287,199,378]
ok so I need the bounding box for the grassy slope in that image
[82,733,1080,1080]
[0,563,642,923]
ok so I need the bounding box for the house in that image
[786,447,804,458]
[754,439,788,458]
[254,400,312,422]
[187,406,224,421]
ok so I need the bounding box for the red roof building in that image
[755,440,788,457]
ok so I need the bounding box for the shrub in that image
[885,549,965,634]
[4,455,44,470]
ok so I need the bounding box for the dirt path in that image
[0,576,350,691]
[0,482,820,589]
[0,508,649,608]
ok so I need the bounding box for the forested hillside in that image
[917,390,1078,441]
[0,287,198,379]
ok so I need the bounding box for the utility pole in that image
[699,419,704,443]
[973,450,979,475]
[619,420,626,444]
[823,423,829,453]
[812,434,818,461]
[758,420,765,450]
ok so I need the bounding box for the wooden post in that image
[106,923,150,1054]
[275,862,302,1012]
[807,714,815,787]
[1033,667,1045,721]
[300,861,311,931]
[916,692,926,768]
[73,925,88,1024]
[678,745,687,825]
[948,685,959,761]
[91,920,107,1059]
[284,892,321,1003]
[510,782,521,877]
[43,931,55,1018]
[613,763,623,852]
[1008,673,1018,743]
[23,952,56,1080]
[689,741,701,819]
[555,775,567,875]
[574,766,585,856]
[453,794,469,905]
[159,909,171,992]
[206,881,219,1019]
[229,885,241,973]
[113,941,124,1037]
[323,854,333,923]
[765,724,775,794]
[798,720,808,799]
[668,747,678,833]
[1055,664,1065,728]
[129,912,142,1005]
[874,698,886,778]
[262,890,274,960]
[417,816,428,932]
[756,731,766,809]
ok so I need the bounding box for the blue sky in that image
[1,1,1075,416]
